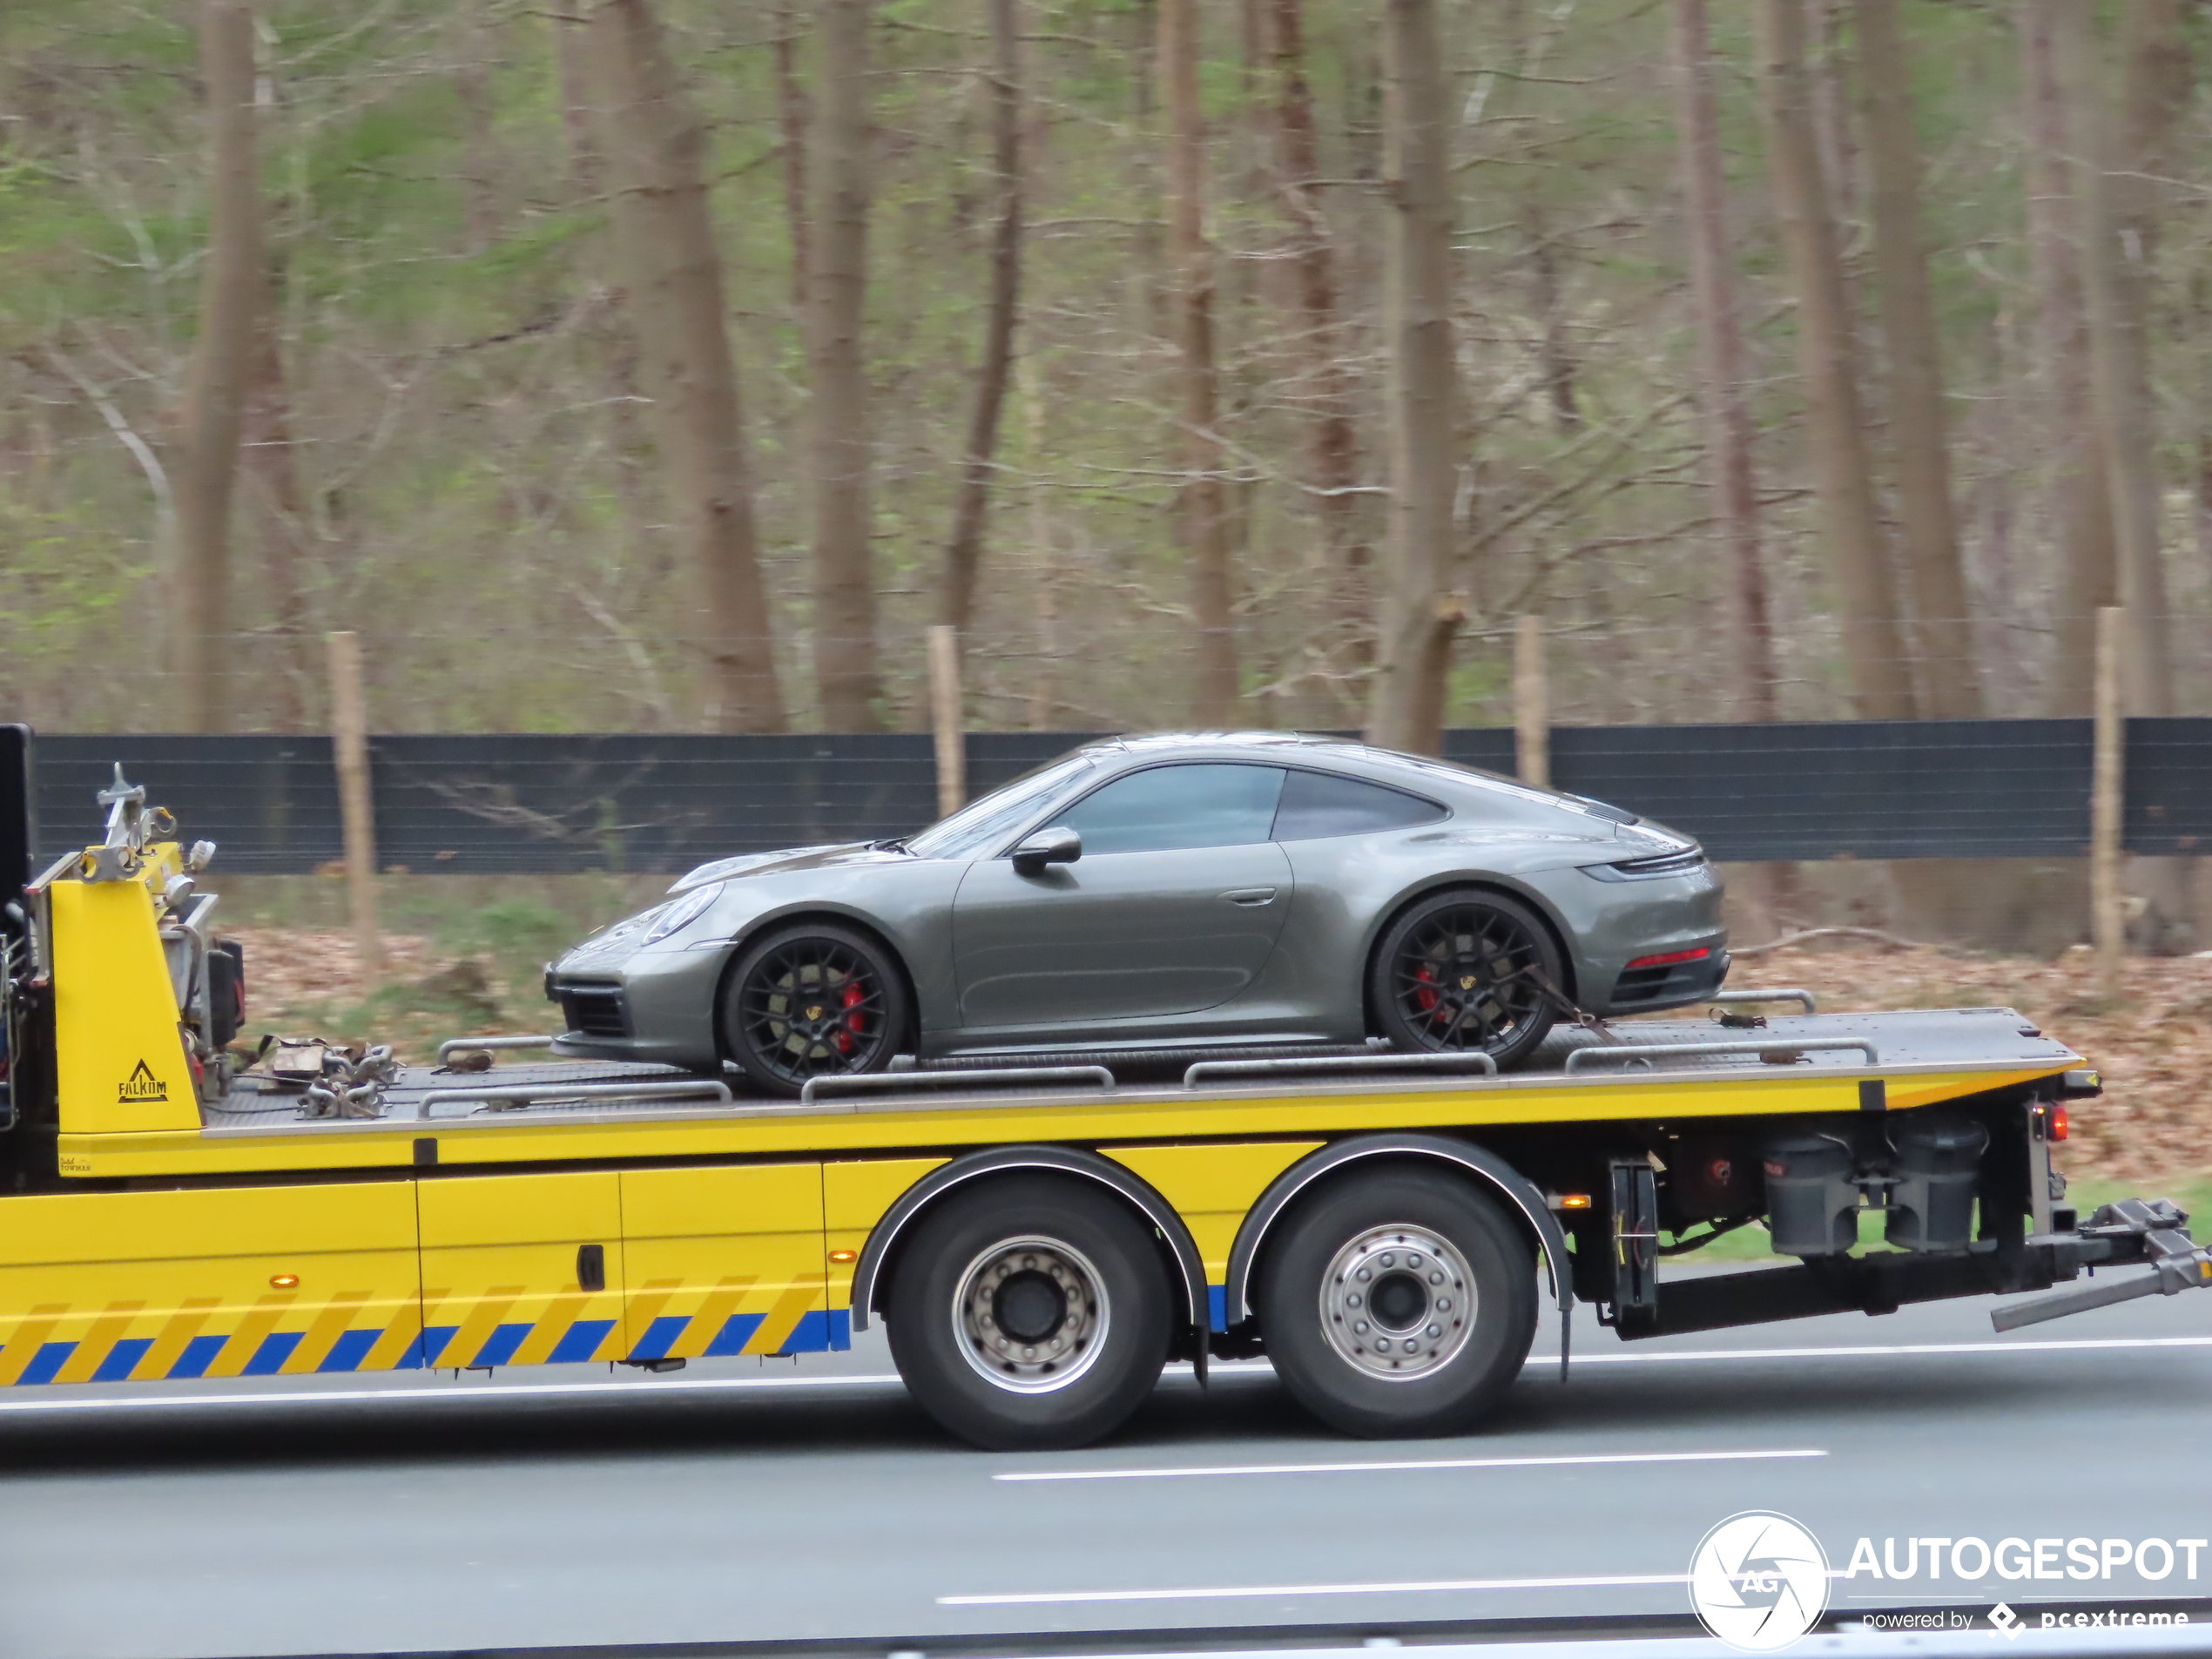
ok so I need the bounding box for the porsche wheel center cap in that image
[806,1005,824,1021]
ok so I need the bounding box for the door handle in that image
[1220,887,1278,907]
[577,1243,606,1293]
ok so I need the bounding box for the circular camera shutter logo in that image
[1688,1510,1830,1652]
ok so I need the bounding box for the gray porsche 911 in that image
[545,732,1727,1095]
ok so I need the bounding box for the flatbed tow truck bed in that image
[1,742,2204,1446]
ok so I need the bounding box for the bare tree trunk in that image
[940,0,1023,641]
[2020,0,2113,718]
[1020,355,1057,731]
[454,3,502,254]
[1669,0,1778,725]
[1159,0,1238,724]
[241,253,313,732]
[1270,0,1364,626]
[1524,201,1580,435]
[1854,0,1979,718]
[1754,0,1914,720]
[808,0,882,730]
[2065,0,2181,722]
[172,0,264,734]
[1363,0,1460,754]
[1807,0,1862,322]
[553,12,602,201]
[588,0,784,731]
[773,2,811,314]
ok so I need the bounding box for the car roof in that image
[1074,732,1464,787]
[1079,730,1417,761]
[1065,732,1645,825]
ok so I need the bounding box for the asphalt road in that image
[3,1266,2209,1659]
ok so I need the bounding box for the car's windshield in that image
[905,752,1101,860]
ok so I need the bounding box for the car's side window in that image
[1271,768,1447,841]
[1052,764,1287,855]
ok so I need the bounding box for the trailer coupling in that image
[1990,1198,2212,1332]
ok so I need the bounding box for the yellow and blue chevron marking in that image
[0,1293,850,1385]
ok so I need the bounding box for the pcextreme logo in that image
[118,1059,167,1103]
[1689,1510,1831,1652]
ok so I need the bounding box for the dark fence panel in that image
[37,737,343,875]
[30,719,2204,875]
[1548,719,2094,862]
[2124,717,2212,856]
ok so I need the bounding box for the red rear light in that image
[1625,947,1712,970]
[2049,1104,2069,1143]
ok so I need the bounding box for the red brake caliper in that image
[835,979,866,1054]
[1414,963,1440,1020]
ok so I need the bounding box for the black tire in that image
[1255,1165,1536,1438]
[720,921,912,1098]
[1369,888,1561,1071]
[886,1175,1174,1451]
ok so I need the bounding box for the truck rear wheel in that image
[886,1175,1174,1450]
[1255,1165,1536,1438]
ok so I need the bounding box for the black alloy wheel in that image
[1254,1164,1537,1438]
[1369,888,1561,1071]
[722,921,911,1097]
[885,1174,1174,1450]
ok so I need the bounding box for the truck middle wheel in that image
[1255,1165,1537,1437]
[885,1174,1174,1450]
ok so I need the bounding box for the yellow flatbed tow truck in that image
[1,734,2205,1448]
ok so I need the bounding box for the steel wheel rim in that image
[952,1235,1112,1394]
[1388,902,1546,1053]
[736,938,892,1086]
[1318,1223,1477,1380]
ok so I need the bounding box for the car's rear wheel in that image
[886,1175,1174,1450]
[721,922,910,1097]
[1255,1165,1536,1437]
[1370,888,1561,1071]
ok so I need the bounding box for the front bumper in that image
[545,941,730,1071]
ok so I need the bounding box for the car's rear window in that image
[1271,768,1447,840]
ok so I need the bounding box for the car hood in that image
[667,841,907,894]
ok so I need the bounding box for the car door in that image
[951,762,1293,1030]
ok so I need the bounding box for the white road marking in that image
[940,1573,1688,1607]
[2,1332,2202,1420]
[1535,1334,2212,1366]
[995,1447,1825,1481]
[0,1372,907,1416]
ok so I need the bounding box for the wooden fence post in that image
[1514,613,1550,789]
[2091,605,2125,1002]
[927,624,966,819]
[326,631,382,981]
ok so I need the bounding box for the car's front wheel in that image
[720,921,911,1096]
[1369,888,1561,1071]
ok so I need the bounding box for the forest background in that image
[7,0,2211,1171]
[6,0,2212,943]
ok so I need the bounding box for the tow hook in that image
[1992,1199,2212,1332]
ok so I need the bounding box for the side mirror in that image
[1011,826,1082,877]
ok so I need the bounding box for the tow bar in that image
[1992,1198,2212,1332]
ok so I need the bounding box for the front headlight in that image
[643,885,718,945]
